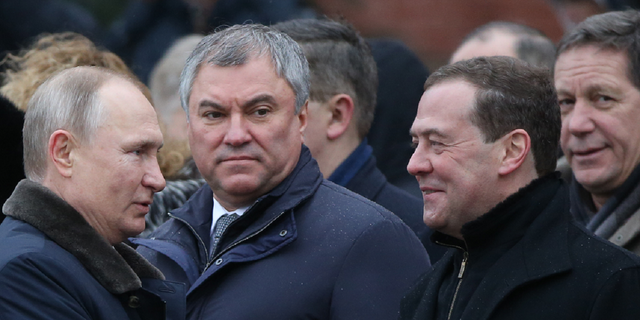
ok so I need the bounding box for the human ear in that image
[298,100,308,143]
[326,94,354,140]
[497,129,531,176]
[48,130,76,178]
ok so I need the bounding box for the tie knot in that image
[214,213,239,238]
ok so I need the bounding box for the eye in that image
[204,111,223,119]
[410,140,419,149]
[558,98,573,106]
[429,140,443,147]
[254,108,269,116]
[596,95,613,103]
[558,98,574,114]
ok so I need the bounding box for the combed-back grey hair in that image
[557,10,640,90]
[179,24,310,117]
[23,66,141,182]
[458,21,556,69]
[273,18,378,140]
[424,56,560,176]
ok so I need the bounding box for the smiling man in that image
[0,66,184,319]
[134,24,430,320]
[400,56,640,320]
[554,10,640,254]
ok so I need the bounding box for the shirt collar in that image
[210,197,250,235]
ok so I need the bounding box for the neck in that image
[318,136,361,178]
[590,193,610,211]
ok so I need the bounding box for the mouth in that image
[220,156,257,162]
[420,187,442,196]
[134,201,152,214]
[571,146,606,159]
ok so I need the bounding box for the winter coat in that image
[134,147,430,319]
[401,173,640,320]
[0,180,186,320]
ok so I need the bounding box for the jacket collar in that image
[2,179,164,294]
[427,173,572,320]
[169,146,323,255]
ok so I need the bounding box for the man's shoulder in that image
[568,220,640,271]
[0,217,85,273]
[375,181,423,212]
[301,180,418,237]
[315,179,395,218]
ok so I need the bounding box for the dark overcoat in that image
[0,180,185,320]
[401,174,640,320]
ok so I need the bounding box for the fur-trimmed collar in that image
[2,179,164,294]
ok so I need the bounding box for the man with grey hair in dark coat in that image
[0,66,185,319]
[134,24,430,320]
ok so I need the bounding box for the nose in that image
[223,113,252,146]
[407,144,433,177]
[143,160,166,193]
[565,100,596,136]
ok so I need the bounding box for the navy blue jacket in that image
[0,180,185,320]
[134,147,430,319]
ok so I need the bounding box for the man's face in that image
[555,46,640,204]
[408,80,502,239]
[71,79,165,244]
[187,56,306,210]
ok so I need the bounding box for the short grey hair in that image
[557,10,640,90]
[23,66,140,182]
[179,24,310,117]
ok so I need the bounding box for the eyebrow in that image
[197,94,279,111]
[241,94,278,109]
[129,139,164,150]
[198,100,224,110]
[410,127,448,139]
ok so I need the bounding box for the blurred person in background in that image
[450,21,556,69]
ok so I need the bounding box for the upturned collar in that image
[3,179,164,294]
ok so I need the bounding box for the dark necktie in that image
[210,213,239,257]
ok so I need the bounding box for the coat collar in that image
[168,145,323,261]
[2,179,164,294]
[423,174,572,320]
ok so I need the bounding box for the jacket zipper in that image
[436,240,469,320]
